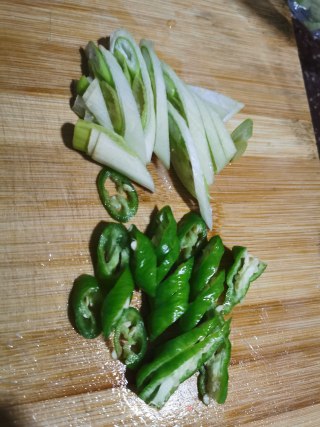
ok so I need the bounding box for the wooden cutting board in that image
[1,1,320,425]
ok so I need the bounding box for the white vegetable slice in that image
[189,85,244,122]
[98,45,147,164]
[72,95,86,118]
[110,29,156,162]
[140,39,170,169]
[162,61,214,186]
[168,102,212,230]
[82,78,113,130]
[189,90,228,174]
[209,107,237,162]
[90,132,154,192]
[87,128,100,156]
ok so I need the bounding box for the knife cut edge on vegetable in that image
[140,39,170,169]
[72,119,154,191]
[110,28,156,162]
[99,45,147,164]
[168,102,212,229]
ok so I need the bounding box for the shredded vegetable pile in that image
[68,29,265,410]
[72,28,253,229]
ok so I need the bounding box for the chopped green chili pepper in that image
[198,335,232,405]
[177,211,207,262]
[96,222,130,290]
[136,316,221,390]
[101,267,134,338]
[222,246,267,314]
[147,205,180,283]
[129,224,157,297]
[70,274,103,339]
[148,258,193,341]
[138,320,230,409]
[113,307,147,370]
[179,270,225,332]
[190,235,225,300]
[97,168,138,223]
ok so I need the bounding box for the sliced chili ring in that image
[113,307,147,370]
[97,167,138,223]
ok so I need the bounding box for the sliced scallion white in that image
[99,45,147,164]
[72,95,87,118]
[162,61,214,186]
[168,102,212,230]
[140,39,170,169]
[110,29,156,162]
[189,85,244,122]
[73,119,154,192]
[91,132,154,191]
[82,78,113,130]
[209,107,237,162]
[189,90,228,174]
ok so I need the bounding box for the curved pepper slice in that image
[113,307,147,370]
[97,168,138,223]
[148,258,193,341]
[198,334,232,405]
[138,320,230,409]
[101,267,134,338]
[70,274,103,339]
[96,222,130,291]
[129,224,157,297]
[147,205,180,283]
[222,246,267,314]
[190,235,225,300]
[177,211,207,262]
[136,316,220,390]
[179,270,225,332]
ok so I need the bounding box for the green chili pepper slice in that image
[190,235,225,300]
[129,224,157,297]
[97,168,138,223]
[113,307,147,370]
[70,274,103,339]
[148,258,193,341]
[101,267,134,338]
[177,211,207,262]
[179,270,225,332]
[147,205,180,283]
[96,222,130,291]
[222,246,267,314]
[138,320,230,409]
[198,335,232,405]
[136,316,221,390]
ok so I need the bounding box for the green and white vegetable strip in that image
[82,78,113,130]
[73,120,154,192]
[189,85,244,122]
[162,61,214,186]
[99,45,147,164]
[209,107,237,163]
[189,89,228,174]
[71,29,253,229]
[231,118,253,161]
[110,29,156,162]
[168,102,212,230]
[140,39,170,169]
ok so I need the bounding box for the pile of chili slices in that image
[69,183,266,409]
[68,29,266,409]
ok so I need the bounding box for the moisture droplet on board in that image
[166,19,176,29]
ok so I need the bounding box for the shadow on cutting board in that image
[238,0,294,41]
[0,404,32,427]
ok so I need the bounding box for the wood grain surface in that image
[1,1,320,426]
